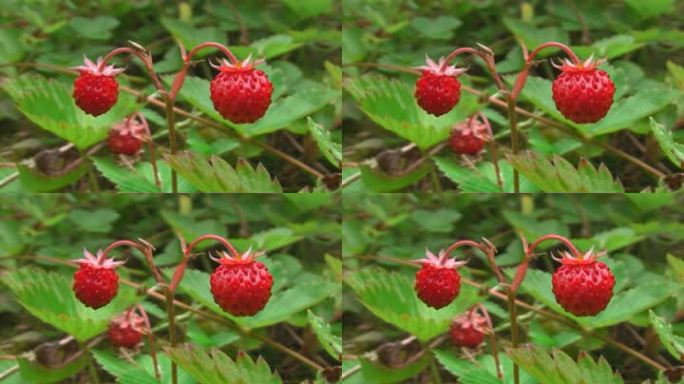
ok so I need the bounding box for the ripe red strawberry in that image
[414,249,467,309]
[73,249,125,309]
[107,116,150,155]
[210,55,273,124]
[415,56,466,116]
[551,56,615,124]
[551,248,615,316]
[210,247,273,317]
[73,56,124,116]
[107,310,146,348]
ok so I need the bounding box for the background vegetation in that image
[342,0,684,192]
[0,1,341,192]
[342,193,684,383]
[0,193,341,383]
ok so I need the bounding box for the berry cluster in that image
[413,244,615,318]
[72,243,273,318]
[72,54,273,125]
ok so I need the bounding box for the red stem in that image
[100,240,150,260]
[135,304,160,380]
[441,47,506,92]
[526,234,583,259]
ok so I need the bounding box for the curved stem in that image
[98,47,166,94]
[184,234,240,259]
[477,111,503,190]
[441,46,506,92]
[507,42,581,194]
[526,234,583,259]
[184,41,238,65]
[100,239,150,260]
[443,239,504,283]
[478,303,502,380]
[165,97,178,193]
[81,341,100,384]
[526,41,580,65]
[135,304,160,380]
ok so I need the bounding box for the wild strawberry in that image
[73,56,124,116]
[551,248,615,316]
[209,55,273,124]
[414,248,467,309]
[73,249,125,309]
[209,247,273,317]
[107,115,150,156]
[551,56,615,124]
[450,311,488,348]
[415,56,466,116]
[107,310,146,348]
[449,117,491,156]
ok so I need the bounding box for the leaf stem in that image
[81,341,100,384]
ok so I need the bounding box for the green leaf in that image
[164,152,282,193]
[649,310,684,361]
[172,75,336,137]
[502,18,569,55]
[307,310,342,361]
[90,349,159,384]
[16,161,90,192]
[92,157,195,193]
[433,349,535,384]
[356,355,431,384]
[16,354,89,384]
[571,228,645,253]
[410,16,462,40]
[433,157,538,192]
[650,117,684,169]
[572,35,645,60]
[507,345,624,384]
[0,267,138,342]
[345,75,478,150]
[308,117,341,167]
[175,268,336,330]
[517,76,678,137]
[624,0,674,18]
[68,208,119,233]
[506,152,624,193]
[0,28,26,63]
[517,267,677,329]
[1,75,137,150]
[502,210,570,241]
[68,16,119,40]
[165,345,282,384]
[345,267,479,341]
[160,18,224,57]
[282,0,333,19]
[358,162,432,192]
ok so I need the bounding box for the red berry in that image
[108,321,142,348]
[210,57,273,124]
[414,56,467,116]
[551,57,615,124]
[210,249,273,317]
[72,249,125,309]
[551,250,615,316]
[108,129,143,155]
[415,73,461,116]
[450,130,484,155]
[450,321,485,348]
[72,56,124,116]
[414,249,466,309]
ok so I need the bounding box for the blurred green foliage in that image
[342,193,684,383]
[342,0,684,192]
